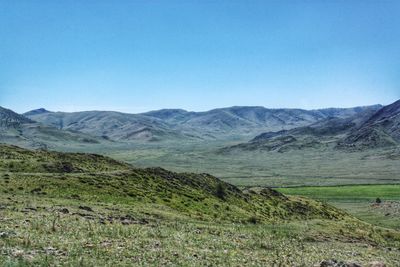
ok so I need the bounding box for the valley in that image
[0,144,399,266]
[1,101,400,266]
[2,1,400,265]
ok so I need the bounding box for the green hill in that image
[1,144,399,266]
[0,144,347,223]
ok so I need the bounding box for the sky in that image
[0,0,399,113]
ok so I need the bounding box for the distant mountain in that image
[0,106,33,127]
[23,104,385,143]
[221,104,386,152]
[0,106,104,149]
[24,110,191,141]
[23,108,51,116]
[338,100,400,149]
[144,106,382,138]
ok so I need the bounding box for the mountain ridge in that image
[221,101,398,152]
[23,104,383,142]
[0,106,105,149]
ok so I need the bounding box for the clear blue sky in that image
[1,0,399,113]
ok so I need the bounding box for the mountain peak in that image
[24,108,51,116]
[0,106,33,127]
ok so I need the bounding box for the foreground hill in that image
[0,144,347,223]
[1,144,399,266]
[24,105,381,141]
[0,107,104,149]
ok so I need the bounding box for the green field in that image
[95,141,400,187]
[278,184,400,230]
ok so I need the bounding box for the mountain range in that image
[0,106,104,149]
[23,104,382,140]
[1,100,399,151]
[223,100,400,152]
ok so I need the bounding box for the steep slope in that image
[0,106,33,127]
[222,105,382,152]
[339,99,400,149]
[0,106,104,149]
[0,143,348,223]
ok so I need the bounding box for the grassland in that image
[1,144,400,266]
[278,185,400,231]
[95,140,400,187]
[2,193,400,266]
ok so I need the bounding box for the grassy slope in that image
[0,144,348,224]
[2,194,399,266]
[0,144,400,265]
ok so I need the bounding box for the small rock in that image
[78,206,93,212]
[0,232,9,238]
[58,208,69,214]
[0,230,16,238]
[320,259,337,267]
[320,259,361,267]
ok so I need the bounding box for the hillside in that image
[0,106,104,149]
[0,143,347,223]
[25,105,382,141]
[339,99,400,149]
[24,109,192,142]
[0,106,33,127]
[221,104,382,152]
[1,144,399,266]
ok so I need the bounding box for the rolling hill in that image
[221,104,384,152]
[0,143,347,223]
[24,105,382,141]
[1,144,399,266]
[0,106,104,149]
[24,109,192,142]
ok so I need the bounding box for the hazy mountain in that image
[0,106,103,149]
[0,106,33,127]
[24,110,190,142]
[23,108,51,116]
[221,104,385,152]
[144,106,382,138]
[25,104,384,142]
[338,100,400,149]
